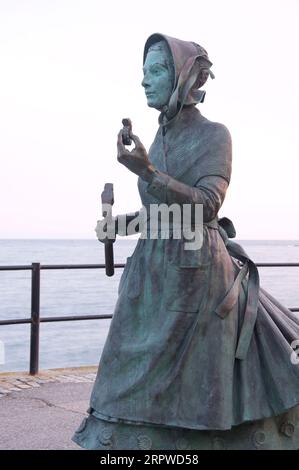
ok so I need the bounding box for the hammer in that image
[101,183,115,277]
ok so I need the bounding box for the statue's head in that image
[143,33,214,123]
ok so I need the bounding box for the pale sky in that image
[0,0,298,239]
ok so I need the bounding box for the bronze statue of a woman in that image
[73,33,299,450]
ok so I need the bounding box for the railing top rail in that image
[0,262,299,271]
[0,263,125,270]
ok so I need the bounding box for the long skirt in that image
[72,230,299,450]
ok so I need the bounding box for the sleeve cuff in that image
[146,170,171,203]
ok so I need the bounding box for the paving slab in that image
[0,367,97,450]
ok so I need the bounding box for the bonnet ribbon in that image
[161,54,214,127]
[216,220,260,360]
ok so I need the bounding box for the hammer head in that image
[101,183,114,206]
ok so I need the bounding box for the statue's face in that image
[142,48,174,110]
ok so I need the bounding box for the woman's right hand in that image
[95,216,117,243]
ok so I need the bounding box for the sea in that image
[0,239,298,373]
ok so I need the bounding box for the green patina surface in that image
[73,33,299,450]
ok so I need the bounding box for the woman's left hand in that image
[117,130,154,182]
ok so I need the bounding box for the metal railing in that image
[0,261,298,375]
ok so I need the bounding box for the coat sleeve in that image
[146,173,228,223]
[145,123,232,223]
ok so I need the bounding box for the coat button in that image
[137,434,152,450]
[213,437,226,450]
[252,430,266,447]
[176,438,190,450]
[280,421,295,437]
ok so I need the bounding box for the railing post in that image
[30,262,40,375]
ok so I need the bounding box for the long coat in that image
[88,105,299,431]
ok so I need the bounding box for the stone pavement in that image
[0,366,97,450]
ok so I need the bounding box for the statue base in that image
[72,405,299,450]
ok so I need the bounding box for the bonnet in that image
[143,33,214,125]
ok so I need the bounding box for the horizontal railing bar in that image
[0,264,125,271]
[2,308,299,327]
[0,265,34,271]
[40,264,125,270]
[1,263,299,272]
[256,263,299,267]
[40,314,113,322]
[0,318,32,325]
[0,314,113,326]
